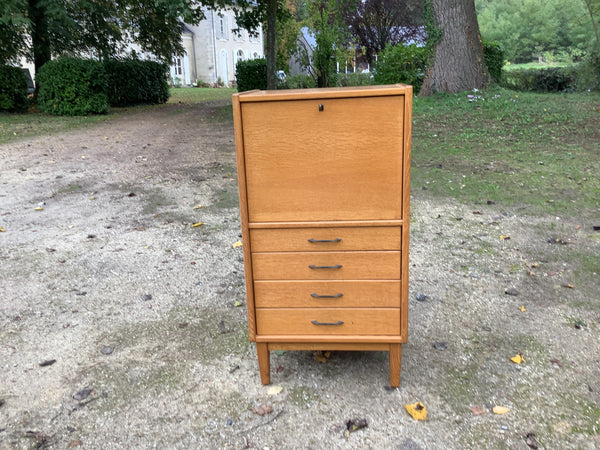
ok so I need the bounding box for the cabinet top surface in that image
[234,84,412,103]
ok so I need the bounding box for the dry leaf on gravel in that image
[405,402,427,421]
[493,406,510,415]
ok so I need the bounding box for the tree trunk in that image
[420,0,491,96]
[28,0,51,76]
[266,0,278,90]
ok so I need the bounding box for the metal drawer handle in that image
[309,264,342,269]
[308,238,341,243]
[311,293,343,299]
[311,320,343,326]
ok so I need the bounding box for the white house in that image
[171,9,264,87]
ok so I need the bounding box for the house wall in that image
[180,9,264,86]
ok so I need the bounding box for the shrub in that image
[0,65,28,112]
[236,58,267,92]
[104,58,169,107]
[372,43,429,93]
[37,57,109,115]
[279,74,316,89]
[503,66,577,92]
[337,72,374,87]
[576,47,600,91]
[483,40,504,83]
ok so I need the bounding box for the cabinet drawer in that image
[241,96,405,222]
[250,227,401,252]
[254,280,401,308]
[256,308,400,335]
[252,251,400,280]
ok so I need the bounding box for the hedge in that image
[104,58,169,107]
[236,58,267,92]
[37,57,109,116]
[483,40,504,84]
[0,66,28,112]
[502,66,577,92]
[372,44,429,93]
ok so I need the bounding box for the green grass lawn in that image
[504,61,574,71]
[2,85,599,218]
[411,87,600,217]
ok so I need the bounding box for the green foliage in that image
[502,66,577,92]
[337,72,374,87]
[0,65,28,112]
[577,45,600,90]
[235,58,268,92]
[0,0,29,65]
[476,0,593,63]
[37,57,109,115]
[372,43,429,92]
[483,40,505,83]
[104,59,169,107]
[278,74,317,89]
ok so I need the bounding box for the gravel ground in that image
[1,100,599,449]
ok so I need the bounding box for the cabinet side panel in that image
[401,89,413,341]
[233,93,257,341]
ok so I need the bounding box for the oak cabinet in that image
[233,85,412,387]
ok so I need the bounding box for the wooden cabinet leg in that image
[256,343,271,385]
[389,344,402,387]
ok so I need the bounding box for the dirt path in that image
[1,101,598,449]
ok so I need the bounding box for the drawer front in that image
[241,96,405,222]
[252,251,401,280]
[254,280,401,308]
[250,227,401,252]
[256,308,400,336]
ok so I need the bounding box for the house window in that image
[253,52,259,59]
[217,15,228,39]
[173,57,183,76]
[237,49,245,61]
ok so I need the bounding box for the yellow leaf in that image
[234,300,243,307]
[493,406,510,415]
[267,385,283,395]
[520,305,526,312]
[500,235,510,240]
[191,222,203,228]
[510,354,525,364]
[34,206,43,211]
[232,240,243,248]
[0,226,5,232]
[313,350,331,363]
[193,204,203,210]
[405,402,427,421]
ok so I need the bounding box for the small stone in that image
[416,294,428,302]
[226,418,233,426]
[433,341,447,351]
[505,288,520,296]
[73,388,92,401]
[101,346,114,355]
[141,294,152,301]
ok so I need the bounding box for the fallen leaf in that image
[34,206,44,211]
[232,240,243,248]
[493,406,510,415]
[405,402,427,421]
[500,235,510,240]
[68,439,83,448]
[511,353,525,364]
[267,385,283,395]
[550,358,563,367]
[469,405,486,416]
[233,300,243,307]
[193,204,203,210]
[252,404,273,416]
[525,432,539,449]
[39,359,56,367]
[313,350,331,363]
[346,418,368,432]
[561,284,574,289]
[520,305,526,312]
[191,221,203,228]
[0,226,5,232]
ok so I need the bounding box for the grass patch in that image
[168,87,236,104]
[412,88,600,218]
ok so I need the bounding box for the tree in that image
[344,0,423,65]
[420,0,491,95]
